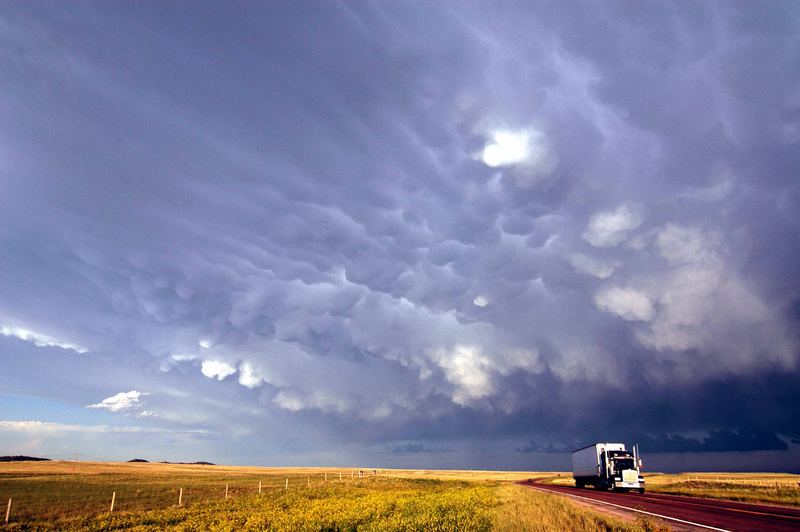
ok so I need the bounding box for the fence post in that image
[178,487,183,507]
[259,480,262,494]
[5,497,11,525]
[285,478,288,491]
[325,472,327,483]
[225,484,229,499]
[110,491,116,513]
[307,476,309,487]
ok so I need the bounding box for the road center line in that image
[525,485,731,532]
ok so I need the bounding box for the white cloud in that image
[633,225,796,369]
[583,205,642,247]
[478,128,558,188]
[238,361,262,388]
[568,253,616,279]
[0,324,88,353]
[201,360,237,381]
[481,131,533,167]
[0,420,207,435]
[656,224,717,265]
[87,390,149,413]
[273,389,350,414]
[273,391,305,412]
[431,345,493,405]
[170,353,197,362]
[594,286,655,321]
[473,295,489,307]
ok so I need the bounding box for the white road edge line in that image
[525,485,731,532]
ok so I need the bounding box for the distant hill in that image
[0,455,51,462]
[158,460,216,466]
[127,459,215,465]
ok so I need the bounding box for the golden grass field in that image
[0,461,665,531]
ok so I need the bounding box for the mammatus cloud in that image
[583,205,642,247]
[567,254,616,279]
[1,2,799,470]
[594,286,655,322]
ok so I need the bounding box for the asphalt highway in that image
[521,480,800,531]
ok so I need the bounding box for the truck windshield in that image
[613,458,635,471]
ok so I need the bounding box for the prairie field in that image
[0,461,661,531]
[547,471,800,507]
[643,472,800,506]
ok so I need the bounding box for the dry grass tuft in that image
[643,472,800,506]
[492,484,668,532]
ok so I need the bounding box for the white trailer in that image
[572,442,644,492]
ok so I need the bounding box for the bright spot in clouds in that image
[473,295,489,307]
[481,131,532,167]
[479,128,558,188]
[201,360,237,381]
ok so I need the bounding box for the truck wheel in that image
[575,480,584,489]
[638,488,645,494]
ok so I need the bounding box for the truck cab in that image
[603,448,645,492]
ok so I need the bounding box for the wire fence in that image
[0,468,393,525]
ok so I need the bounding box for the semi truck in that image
[572,443,644,492]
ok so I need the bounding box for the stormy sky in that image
[1,1,799,472]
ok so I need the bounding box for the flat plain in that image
[0,461,665,531]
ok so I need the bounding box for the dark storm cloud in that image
[516,441,575,454]
[1,1,799,468]
[637,430,788,453]
[391,443,454,454]
[517,431,789,455]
